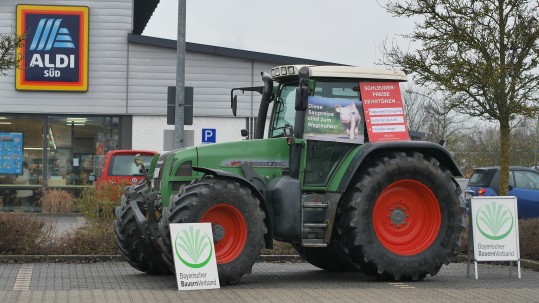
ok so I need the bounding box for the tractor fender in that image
[192,166,274,248]
[337,141,463,193]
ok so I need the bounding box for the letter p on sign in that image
[202,128,216,144]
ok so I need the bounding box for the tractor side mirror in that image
[241,129,249,137]
[232,95,238,117]
[88,173,96,182]
[295,86,309,111]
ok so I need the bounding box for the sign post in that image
[469,196,521,279]
[170,223,220,290]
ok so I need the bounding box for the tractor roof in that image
[270,65,408,82]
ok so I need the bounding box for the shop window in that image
[48,116,121,186]
[0,115,44,212]
[0,114,122,212]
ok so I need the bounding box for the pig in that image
[335,103,361,140]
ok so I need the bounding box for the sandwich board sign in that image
[469,196,520,279]
[170,223,220,290]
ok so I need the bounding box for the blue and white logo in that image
[29,18,75,51]
[202,129,216,144]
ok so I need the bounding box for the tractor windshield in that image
[269,84,296,138]
[269,81,361,138]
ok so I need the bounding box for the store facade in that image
[0,0,332,212]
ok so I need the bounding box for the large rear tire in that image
[113,196,171,275]
[159,178,266,285]
[337,152,464,281]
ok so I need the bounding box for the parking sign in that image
[202,128,216,144]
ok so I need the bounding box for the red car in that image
[92,150,156,187]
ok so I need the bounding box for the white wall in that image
[132,115,248,152]
[127,42,275,117]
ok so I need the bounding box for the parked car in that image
[465,166,539,219]
[90,150,156,187]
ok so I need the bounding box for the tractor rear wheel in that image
[159,178,266,285]
[337,152,464,281]
[113,196,171,275]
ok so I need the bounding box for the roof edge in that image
[127,34,343,66]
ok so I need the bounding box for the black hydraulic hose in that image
[254,72,273,139]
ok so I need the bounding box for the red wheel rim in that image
[201,204,247,264]
[373,180,441,256]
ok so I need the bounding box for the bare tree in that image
[0,32,24,76]
[401,84,429,134]
[404,88,467,145]
[383,0,539,195]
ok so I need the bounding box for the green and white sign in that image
[170,223,220,290]
[471,196,520,262]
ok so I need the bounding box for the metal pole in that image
[174,0,186,149]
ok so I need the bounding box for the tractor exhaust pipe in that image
[254,72,273,139]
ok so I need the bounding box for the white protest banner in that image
[170,223,220,290]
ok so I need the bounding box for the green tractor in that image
[113,65,465,285]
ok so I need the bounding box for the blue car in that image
[464,166,539,219]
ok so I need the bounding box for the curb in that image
[521,259,539,271]
[0,254,303,263]
[0,255,123,263]
[0,254,537,271]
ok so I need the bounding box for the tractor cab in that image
[231,65,410,186]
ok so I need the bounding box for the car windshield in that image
[468,169,496,187]
[514,170,539,190]
[109,155,152,176]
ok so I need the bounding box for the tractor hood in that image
[195,138,290,175]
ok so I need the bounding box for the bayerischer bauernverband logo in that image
[174,226,213,268]
[476,202,514,240]
[16,5,88,91]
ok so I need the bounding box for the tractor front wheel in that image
[159,178,266,285]
[113,196,171,275]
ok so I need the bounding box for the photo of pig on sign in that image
[359,82,410,142]
[304,96,364,144]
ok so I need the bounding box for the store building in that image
[0,0,332,211]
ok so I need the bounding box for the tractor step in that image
[303,223,328,228]
[303,202,328,208]
[302,239,327,248]
[301,193,341,247]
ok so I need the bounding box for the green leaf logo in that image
[174,226,213,268]
[476,202,513,240]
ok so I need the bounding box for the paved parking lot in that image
[0,261,538,303]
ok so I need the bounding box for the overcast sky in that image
[143,0,417,66]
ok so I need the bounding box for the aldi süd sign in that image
[16,5,89,91]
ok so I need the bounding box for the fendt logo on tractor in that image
[113,65,465,286]
[16,5,89,91]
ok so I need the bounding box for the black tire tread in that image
[113,197,171,275]
[337,151,464,281]
[158,178,266,285]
